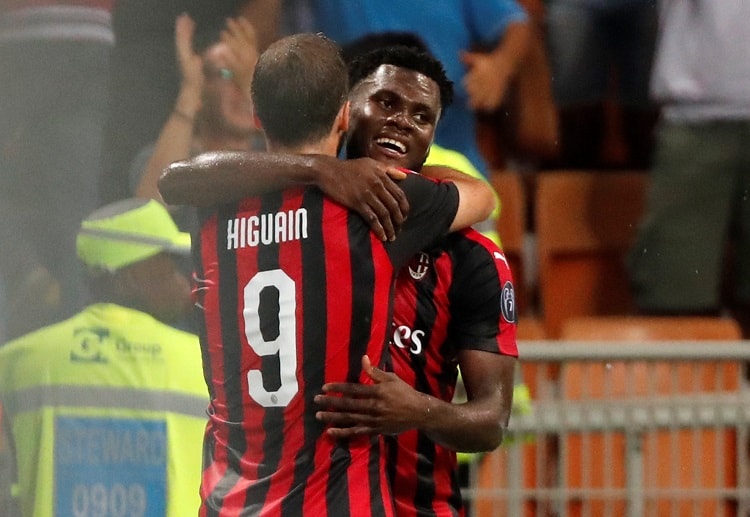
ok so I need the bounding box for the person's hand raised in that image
[221,16,259,95]
[460,50,512,112]
[175,13,204,99]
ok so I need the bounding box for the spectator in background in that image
[628,0,750,338]
[0,198,207,517]
[129,13,262,234]
[473,0,560,173]
[98,0,280,205]
[0,0,114,339]
[545,0,659,170]
[305,0,531,178]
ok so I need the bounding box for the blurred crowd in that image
[2,0,748,342]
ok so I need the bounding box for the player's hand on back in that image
[314,355,428,438]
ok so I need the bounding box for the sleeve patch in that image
[501,281,517,324]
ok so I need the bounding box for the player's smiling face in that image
[347,64,441,171]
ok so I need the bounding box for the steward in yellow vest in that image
[0,198,207,517]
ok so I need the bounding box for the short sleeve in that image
[384,173,459,269]
[465,0,528,46]
[447,232,518,357]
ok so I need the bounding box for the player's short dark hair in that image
[341,31,430,63]
[252,33,348,147]
[348,44,454,110]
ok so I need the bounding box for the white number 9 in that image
[244,269,298,407]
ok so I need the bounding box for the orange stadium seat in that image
[535,171,649,337]
[559,316,742,517]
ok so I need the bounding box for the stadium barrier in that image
[464,340,750,517]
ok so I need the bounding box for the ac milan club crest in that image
[408,252,431,280]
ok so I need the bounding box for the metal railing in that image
[463,341,750,517]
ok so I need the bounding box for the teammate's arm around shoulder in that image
[422,166,496,231]
[158,151,408,241]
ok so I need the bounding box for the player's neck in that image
[266,134,339,157]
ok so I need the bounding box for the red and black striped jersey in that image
[386,228,518,517]
[192,173,459,517]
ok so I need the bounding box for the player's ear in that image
[253,113,263,131]
[336,101,350,133]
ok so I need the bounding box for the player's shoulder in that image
[399,168,440,186]
[396,170,459,228]
[447,228,513,273]
[450,227,503,255]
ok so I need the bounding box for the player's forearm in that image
[422,167,496,230]
[418,395,506,452]
[158,151,337,206]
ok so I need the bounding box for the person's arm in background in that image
[220,17,260,95]
[518,0,544,21]
[134,14,204,200]
[134,15,258,201]
[237,0,280,51]
[460,4,531,112]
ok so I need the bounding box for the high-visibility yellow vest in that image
[0,303,207,517]
[425,144,502,246]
